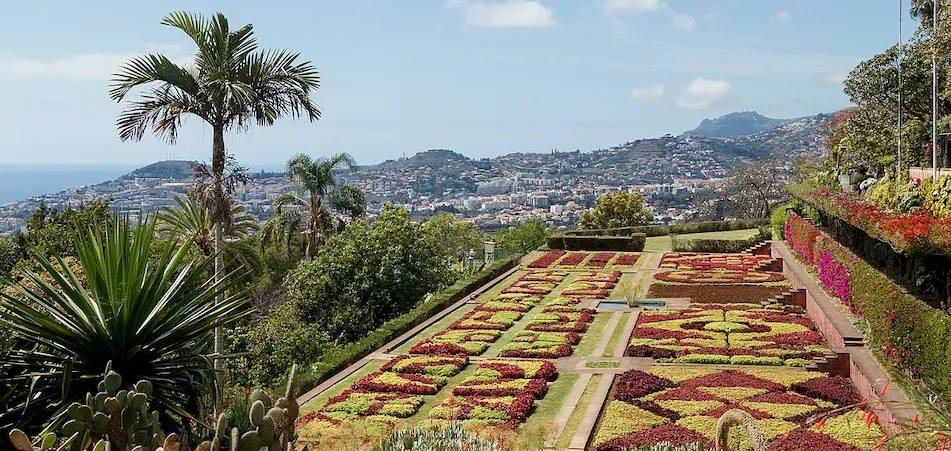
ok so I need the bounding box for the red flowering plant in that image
[473,360,559,380]
[499,341,573,358]
[429,394,536,427]
[555,251,588,268]
[450,309,522,330]
[351,371,444,395]
[654,269,787,285]
[452,377,549,398]
[576,270,623,283]
[612,253,641,267]
[380,355,469,378]
[528,250,566,268]
[589,368,879,450]
[584,252,617,268]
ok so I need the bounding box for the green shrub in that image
[865,175,900,211]
[924,174,951,218]
[771,204,791,239]
[566,219,768,238]
[548,234,646,251]
[671,227,770,253]
[296,255,521,394]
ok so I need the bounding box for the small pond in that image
[596,300,630,310]
[636,299,668,310]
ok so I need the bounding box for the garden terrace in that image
[295,247,917,450]
[528,251,643,270]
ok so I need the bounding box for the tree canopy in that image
[578,191,653,229]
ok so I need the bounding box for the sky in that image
[0,0,922,166]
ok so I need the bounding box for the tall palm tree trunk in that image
[212,125,226,414]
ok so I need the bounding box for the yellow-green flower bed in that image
[590,367,881,451]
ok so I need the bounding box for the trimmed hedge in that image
[784,212,951,401]
[566,219,768,238]
[670,227,770,253]
[547,234,646,251]
[296,254,522,395]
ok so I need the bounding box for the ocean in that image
[0,165,138,205]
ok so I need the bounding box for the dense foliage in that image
[785,212,951,403]
[25,199,111,257]
[579,191,653,229]
[0,216,249,437]
[493,218,549,255]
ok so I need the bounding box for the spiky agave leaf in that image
[0,214,250,434]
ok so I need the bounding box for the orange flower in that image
[462,441,471,451]
[816,418,826,430]
[880,381,889,397]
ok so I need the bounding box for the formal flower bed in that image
[473,359,559,380]
[519,269,571,283]
[526,307,596,332]
[555,251,588,268]
[789,185,951,255]
[499,340,573,358]
[502,280,557,295]
[660,253,773,271]
[612,253,641,267]
[380,355,469,379]
[584,252,617,268]
[592,367,882,451]
[476,300,533,313]
[320,390,425,420]
[625,304,829,366]
[576,271,623,282]
[511,330,581,345]
[352,371,445,395]
[410,329,503,356]
[452,376,549,398]
[450,310,522,330]
[429,394,535,427]
[653,269,787,285]
[528,250,566,268]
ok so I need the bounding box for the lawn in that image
[602,312,630,357]
[519,372,581,448]
[574,312,612,358]
[643,228,762,251]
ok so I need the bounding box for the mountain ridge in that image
[680,111,819,138]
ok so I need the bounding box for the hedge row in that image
[671,227,771,253]
[566,219,768,238]
[785,212,951,400]
[546,234,646,251]
[296,254,523,395]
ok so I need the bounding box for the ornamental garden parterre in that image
[294,249,886,450]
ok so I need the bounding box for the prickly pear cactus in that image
[208,365,299,451]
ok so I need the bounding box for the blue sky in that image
[0,0,920,166]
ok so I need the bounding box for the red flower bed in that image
[790,376,861,406]
[519,270,570,283]
[631,328,709,340]
[585,252,616,268]
[631,400,681,421]
[661,253,773,271]
[576,270,622,282]
[561,288,612,299]
[768,331,825,347]
[409,342,471,356]
[653,387,725,402]
[476,360,558,380]
[613,253,640,266]
[625,345,677,359]
[295,411,340,428]
[380,355,468,375]
[768,430,862,451]
[596,425,711,451]
[528,250,566,268]
[352,372,443,395]
[613,370,676,402]
[430,394,535,427]
[557,252,587,267]
[452,378,549,398]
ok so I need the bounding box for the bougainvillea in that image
[661,253,773,271]
[380,355,469,378]
[591,368,879,451]
[654,269,787,285]
[625,303,829,366]
[785,212,822,265]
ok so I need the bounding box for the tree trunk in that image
[212,125,226,415]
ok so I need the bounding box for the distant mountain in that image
[681,111,813,138]
[120,160,197,180]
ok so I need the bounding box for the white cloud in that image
[676,78,732,110]
[672,13,696,30]
[600,0,667,15]
[449,0,556,28]
[630,84,665,99]
[775,11,792,23]
[0,44,190,81]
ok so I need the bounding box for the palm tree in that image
[269,153,365,259]
[158,196,258,255]
[0,215,249,435]
[109,11,321,389]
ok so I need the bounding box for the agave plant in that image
[0,215,250,436]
